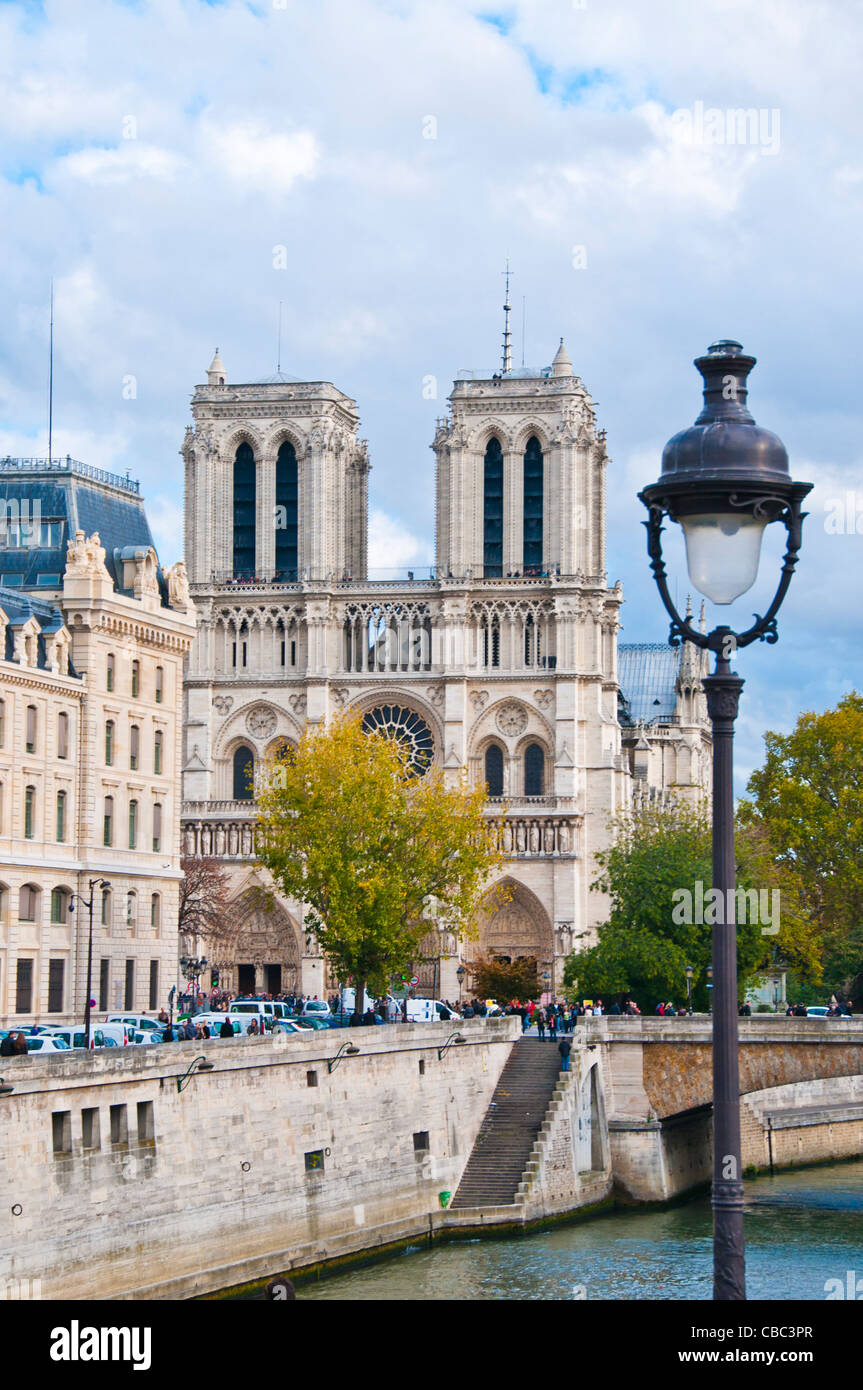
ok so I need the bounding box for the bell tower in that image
[182,351,370,586]
[432,339,608,581]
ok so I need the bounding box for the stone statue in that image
[166,559,192,610]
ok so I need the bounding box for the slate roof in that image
[0,583,78,675]
[618,642,680,726]
[0,458,165,602]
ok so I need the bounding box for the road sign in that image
[410,976,418,986]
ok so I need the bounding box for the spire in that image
[501,261,513,374]
[552,337,572,378]
[207,348,226,386]
[699,600,706,634]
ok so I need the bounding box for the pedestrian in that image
[219,1016,234,1039]
[537,1012,546,1041]
[183,1018,197,1041]
[0,1032,15,1057]
[162,1023,174,1043]
[12,1031,27,1054]
[558,1036,572,1072]
[548,1011,558,1040]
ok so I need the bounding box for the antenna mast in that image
[521,295,526,368]
[277,300,282,375]
[501,260,513,374]
[48,278,54,465]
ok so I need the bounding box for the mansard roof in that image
[0,457,171,605]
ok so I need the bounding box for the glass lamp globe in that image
[680,511,768,605]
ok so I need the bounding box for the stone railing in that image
[182,801,579,862]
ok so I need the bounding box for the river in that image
[290,1160,863,1300]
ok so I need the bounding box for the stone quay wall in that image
[0,1017,520,1300]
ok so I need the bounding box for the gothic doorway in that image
[238,963,256,995]
[475,879,554,969]
[266,963,282,995]
[213,889,302,997]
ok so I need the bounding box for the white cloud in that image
[368,509,433,574]
[55,143,187,185]
[201,120,319,194]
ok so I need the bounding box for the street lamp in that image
[456,965,466,1001]
[685,964,694,1016]
[69,878,111,1049]
[639,341,811,1303]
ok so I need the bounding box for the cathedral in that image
[180,333,711,1002]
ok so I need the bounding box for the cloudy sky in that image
[1,0,861,787]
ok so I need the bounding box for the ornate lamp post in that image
[69,878,111,1048]
[685,964,694,1015]
[456,964,466,1001]
[638,340,811,1302]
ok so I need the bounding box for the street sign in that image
[410,976,418,986]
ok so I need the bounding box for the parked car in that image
[42,1026,115,1050]
[300,999,332,1019]
[273,1020,306,1035]
[25,1035,71,1053]
[806,1006,830,1017]
[128,1029,162,1045]
[404,999,460,1023]
[291,1016,330,1031]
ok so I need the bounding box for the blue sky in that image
[0,0,860,788]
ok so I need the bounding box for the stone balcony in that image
[181,798,581,861]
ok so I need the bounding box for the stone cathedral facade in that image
[181,342,711,1001]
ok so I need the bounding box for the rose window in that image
[362,705,434,774]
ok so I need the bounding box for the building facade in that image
[0,460,196,1025]
[181,342,711,1001]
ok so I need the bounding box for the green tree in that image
[467,955,538,1002]
[740,691,863,999]
[255,712,504,1009]
[563,801,821,1012]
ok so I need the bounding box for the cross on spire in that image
[501,260,513,374]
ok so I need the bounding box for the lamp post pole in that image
[703,652,745,1299]
[71,877,110,1049]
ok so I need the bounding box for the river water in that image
[293,1160,863,1301]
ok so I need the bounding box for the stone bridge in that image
[580,1016,863,1201]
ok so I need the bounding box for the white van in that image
[45,1026,116,1050]
[103,1013,161,1034]
[405,999,460,1023]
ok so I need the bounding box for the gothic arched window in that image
[483,437,503,578]
[485,744,504,798]
[232,442,256,578]
[524,743,544,797]
[233,745,255,801]
[523,435,543,572]
[275,440,298,580]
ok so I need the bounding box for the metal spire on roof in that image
[501,260,513,374]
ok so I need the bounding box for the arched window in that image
[130,724,139,770]
[56,790,67,842]
[152,802,162,853]
[485,744,504,798]
[24,785,35,839]
[275,440,298,579]
[105,720,114,766]
[523,435,543,572]
[106,653,115,692]
[50,886,70,923]
[128,799,138,849]
[483,438,504,578]
[101,886,112,926]
[126,891,137,928]
[150,893,161,930]
[233,746,254,801]
[233,442,256,577]
[154,729,163,775]
[57,710,69,759]
[524,743,544,797]
[103,796,114,847]
[19,883,40,922]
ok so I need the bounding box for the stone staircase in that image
[450,1037,564,1209]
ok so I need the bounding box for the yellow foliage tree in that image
[255,712,505,1009]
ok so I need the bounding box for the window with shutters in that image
[15,957,33,1013]
[103,796,114,847]
[24,785,35,839]
[47,958,65,1013]
[57,711,69,759]
[105,720,114,765]
[154,729,163,774]
[25,704,36,753]
[130,724,139,770]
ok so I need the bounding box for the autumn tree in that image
[740,691,863,998]
[254,712,504,1009]
[563,800,821,1011]
[178,855,232,949]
